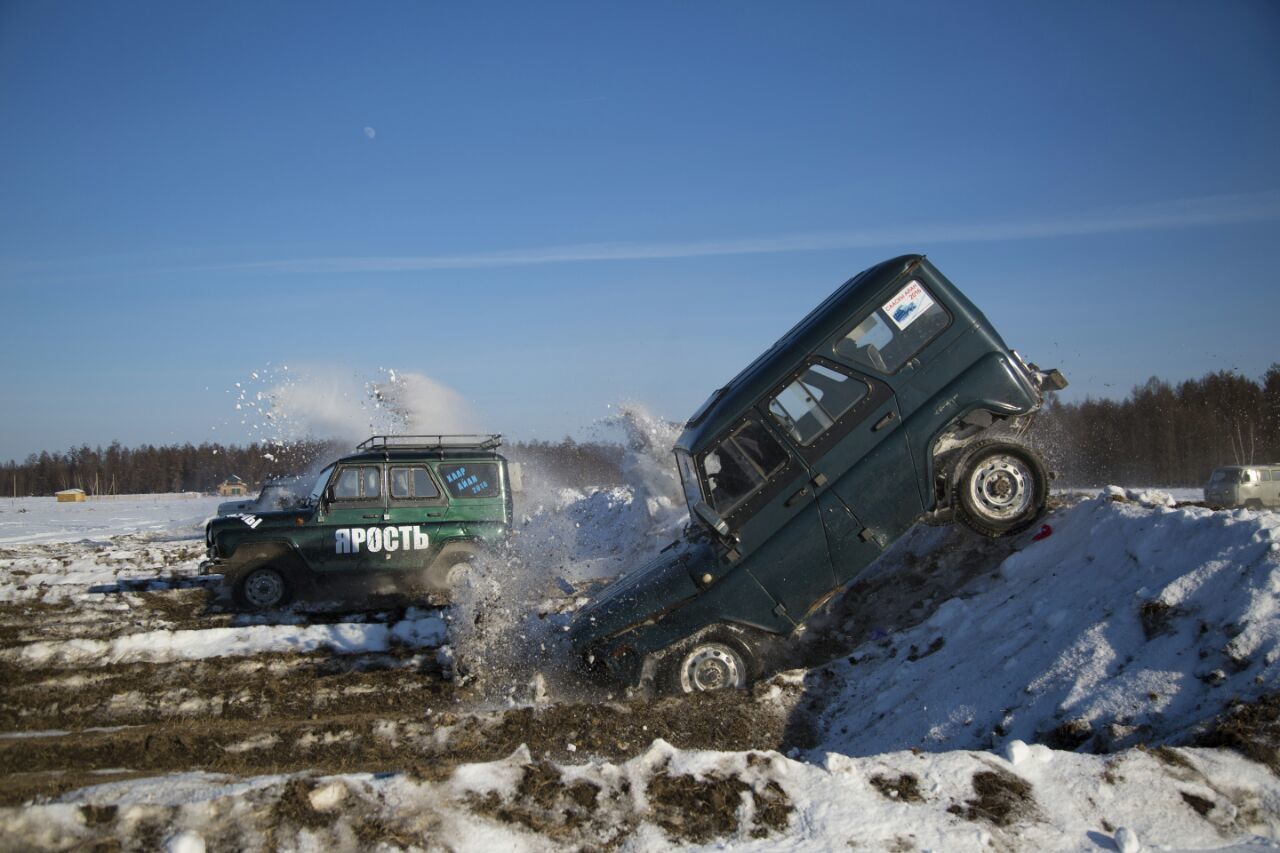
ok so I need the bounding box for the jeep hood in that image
[568,540,712,652]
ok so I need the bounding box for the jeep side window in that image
[390,466,441,500]
[768,363,869,446]
[702,419,788,516]
[333,468,360,499]
[333,466,381,500]
[438,462,502,498]
[834,279,949,373]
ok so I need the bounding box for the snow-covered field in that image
[2,484,1279,851]
[0,493,220,545]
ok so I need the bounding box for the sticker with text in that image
[882,280,935,331]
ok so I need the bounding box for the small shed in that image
[55,488,87,503]
[217,475,249,497]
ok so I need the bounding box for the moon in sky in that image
[363,126,376,140]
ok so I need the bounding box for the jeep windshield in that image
[1210,468,1248,484]
[306,464,335,505]
[675,450,703,523]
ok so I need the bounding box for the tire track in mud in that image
[1,537,804,807]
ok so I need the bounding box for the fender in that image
[904,352,1042,510]
[215,539,310,589]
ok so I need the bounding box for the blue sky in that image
[1,1,1278,461]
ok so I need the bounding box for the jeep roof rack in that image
[357,434,503,453]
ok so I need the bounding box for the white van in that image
[1204,465,1280,510]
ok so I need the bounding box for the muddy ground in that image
[0,536,813,808]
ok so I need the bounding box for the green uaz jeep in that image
[202,435,514,609]
[568,255,1067,693]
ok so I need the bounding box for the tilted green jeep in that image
[202,435,514,609]
[568,255,1067,693]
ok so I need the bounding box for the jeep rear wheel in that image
[423,544,482,594]
[953,440,1048,538]
[237,567,290,609]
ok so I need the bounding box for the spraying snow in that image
[222,365,479,451]
[445,406,690,703]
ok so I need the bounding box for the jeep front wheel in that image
[236,567,290,609]
[661,630,757,694]
[953,440,1048,538]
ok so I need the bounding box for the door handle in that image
[785,487,810,507]
[872,411,897,431]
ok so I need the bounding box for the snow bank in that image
[7,740,1277,851]
[810,490,1280,757]
[3,611,446,667]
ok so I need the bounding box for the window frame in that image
[763,357,893,464]
[832,279,952,376]
[767,361,873,448]
[388,464,446,506]
[434,460,504,500]
[695,414,798,525]
[328,464,386,510]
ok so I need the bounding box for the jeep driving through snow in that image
[202,435,514,609]
[569,255,1067,693]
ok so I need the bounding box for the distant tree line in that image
[0,440,343,497]
[4,367,1277,496]
[1032,365,1280,487]
[0,437,627,497]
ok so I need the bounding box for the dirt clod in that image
[948,768,1036,827]
[1181,791,1214,817]
[1044,718,1093,751]
[646,771,791,842]
[1139,600,1179,640]
[869,773,924,802]
[1194,694,1280,772]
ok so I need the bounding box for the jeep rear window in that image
[390,466,441,500]
[438,462,501,498]
[834,279,949,373]
[768,363,869,446]
[702,419,788,516]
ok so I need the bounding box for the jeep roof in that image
[677,254,997,455]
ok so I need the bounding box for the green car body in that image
[568,255,1067,692]
[202,435,513,608]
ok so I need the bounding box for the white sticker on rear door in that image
[882,280,935,330]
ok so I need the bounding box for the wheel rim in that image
[679,643,745,692]
[967,453,1034,521]
[243,569,284,608]
[445,561,472,586]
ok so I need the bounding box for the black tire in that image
[951,439,1048,538]
[423,543,482,594]
[235,566,290,610]
[659,628,759,694]
[1245,499,1264,510]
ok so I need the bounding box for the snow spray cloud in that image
[218,366,479,450]
[448,403,690,705]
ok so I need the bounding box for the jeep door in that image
[762,358,919,585]
[381,464,448,572]
[311,463,386,574]
[697,415,833,625]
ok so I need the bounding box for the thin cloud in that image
[200,190,1280,275]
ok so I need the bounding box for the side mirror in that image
[693,500,731,538]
